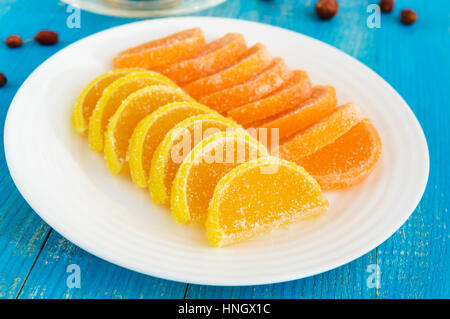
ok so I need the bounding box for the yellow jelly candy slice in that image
[72,68,142,135]
[149,114,242,205]
[104,85,194,175]
[206,156,329,247]
[88,71,177,152]
[128,102,213,188]
[171,131,268,224]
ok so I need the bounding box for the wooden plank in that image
[0,167,50,298]
[186,254,377,298]
[18,230,187,299]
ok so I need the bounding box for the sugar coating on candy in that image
[249,85,338,144]
[103,85,194,175]
[149,114,242,205]
[199,57,291,113]
[297,119,382,191]
[171,132,268,224]
[88,71,177,152]
[155,33,247,85]
[128,102,213,188]
[277,102,364,160]
[227,70,312,125]
[206,157,329,247]
[182,43,272,99]
[72,69,141,135]
[113,28,206,69]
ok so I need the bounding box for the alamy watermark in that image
[66,264,81,288]
[367,4,381,29]
[66,4,81,29]
[366,264,381,289]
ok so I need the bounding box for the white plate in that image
[4,17,429,286]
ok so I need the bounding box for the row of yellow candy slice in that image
[72,69,328,247]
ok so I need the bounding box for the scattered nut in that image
[34,30,59,45]
[400,9,417,25]
[5,35,23,48]
[315,0,339,20]
[0,73,7,87]
[379,0,394,13]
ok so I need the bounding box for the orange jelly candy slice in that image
[277,102,364,159]
[199,57,291,113]
[206,157,329,247]
[227,70,312,125]
[296,119,382,191]
[182,43,272,99]
[112,28,206,69]
[250,85,338,143]
[156,33,247,85]
[171,131,268,224]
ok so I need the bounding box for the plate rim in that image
[3,17,430,286]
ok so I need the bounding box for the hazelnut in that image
[5,35,22,48]
[34,30,59,45]
[315,0,338,20]
[400,9,417,25]
[0,72,7,87]
[379,0,394,13]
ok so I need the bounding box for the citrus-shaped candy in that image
[88,71,177,152]
[113,28,206,69]
[199,57,290,113]
[128,102,213,188]
[149,114,242,205]
[277,103,364,159]
[182,43,272,99]
[297,119,382,191]
[248,85,338,148]
[171,131,268,224]
[156,33,247,85]
[104,85,194,175]
[206,156,329,247]
[227,70,312,125]
[252,85,337,137]
[72,68,141,135]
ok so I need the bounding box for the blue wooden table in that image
[0,0,448,299]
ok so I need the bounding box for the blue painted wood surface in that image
[0,0,448,299]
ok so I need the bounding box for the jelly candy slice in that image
[156,33,247,85]
[88,71,177,152]
[128,102,213,188]
[277,103,364,159]
[206,156,329,247]
[296,119,382,191]
[72,68,141,135]
[199,57,291,113]
[249,85,338,147]
[103,85,194,175]
[113,28,206,69]
[227,70,312,125]
[182,43,272,99]
[149,114,242,205]
[171,131,268,224]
